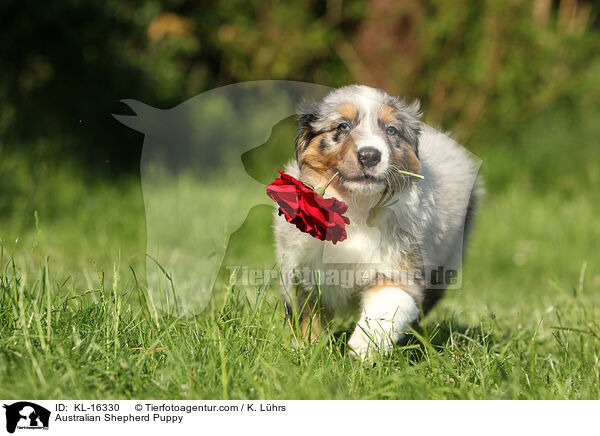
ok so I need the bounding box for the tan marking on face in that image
[336,103,357,121]
[380,104,421,191]
[296,127,311,156]
[378,105,397,124]
[299,133,336,174]
[387,143,421,194]
[405,147,421,174]
[299,132,360,194]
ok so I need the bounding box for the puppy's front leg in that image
[290,287,330,345]
[348,285,419,360]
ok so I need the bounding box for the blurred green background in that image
[2,0,598,165]
[1,0,599,289]
[2,0,600,400]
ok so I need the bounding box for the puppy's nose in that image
[358,147,381,168]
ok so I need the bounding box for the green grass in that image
[1,107,599,399]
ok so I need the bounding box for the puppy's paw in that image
[347,334,369,360]
[348,331,382,361]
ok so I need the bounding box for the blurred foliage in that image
[0,0,598,172]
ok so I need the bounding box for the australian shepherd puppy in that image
[273,85,482,359]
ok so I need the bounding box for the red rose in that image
[266,170,350,244]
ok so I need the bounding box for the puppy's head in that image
[296,85,422,196]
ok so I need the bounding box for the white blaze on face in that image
[355,96,390,176]
[352,92,390,177]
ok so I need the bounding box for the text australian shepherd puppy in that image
[273,85,482,359]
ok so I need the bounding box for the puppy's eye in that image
[337,122,350,132]
[386,126,398,135]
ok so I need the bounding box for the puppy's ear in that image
[393,98,422,158]
[295,103,318,161]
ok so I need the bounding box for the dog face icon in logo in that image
[3,402,50,433]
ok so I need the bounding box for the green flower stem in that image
[315,171,340,195]
[395,169,425,180]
